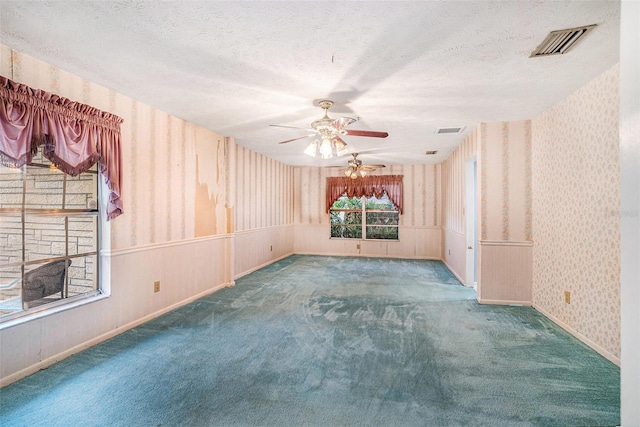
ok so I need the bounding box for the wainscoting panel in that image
[294,225,441,259]
[478,241,532,305]
[442,228,467,284]
[234,226,295,278]
[1,237,232,386]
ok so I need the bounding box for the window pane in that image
[365,194,397,210]
[65,173,99,209]
[331,225,362,239]
[366,211,399,226]
[366,226,399,240]
[0,165,24,209]
[331,195,362,209]
[24,214,67,262]
[0,145,101,320]
[68,216,98,256]
[0,214,22,263]
[0,265,22,316]
[25,164,64,209]
[22,260,68,309]
[68,254,98,297]
[330,211,362,225]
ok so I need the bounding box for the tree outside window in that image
[330,193,399,240]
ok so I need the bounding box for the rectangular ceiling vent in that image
[425,150,438,155]
[530,24,597,58]
[435,127,464,134]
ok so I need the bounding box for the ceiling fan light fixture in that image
[273,100,388,158]
[334,140,348,157]
[359,169,367,177]
[320,138,333,158]
[304,141,318,157]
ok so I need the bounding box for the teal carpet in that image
[0,255,620,426]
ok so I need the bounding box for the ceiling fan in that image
[336,153,385,179]
[270,100,389,159]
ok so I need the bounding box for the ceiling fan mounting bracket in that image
[318,100,334,110]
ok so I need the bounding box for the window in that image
[330,192,399,240]
[0,147,101,320]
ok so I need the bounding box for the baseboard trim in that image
[234,252,294,280]
[533,303,620,367]
[293,251,441,261]
[0,280,234,388]
[478,298,532,306]
[441,258,467,286]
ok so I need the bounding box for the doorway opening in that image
[465,157,478,288]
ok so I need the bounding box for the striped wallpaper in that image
[1,42,299,266]
[293,164,440,228]
[233,144,294,232]
[480,120,532,242]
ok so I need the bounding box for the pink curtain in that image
[0,76,123,220]
[326,175,404,213]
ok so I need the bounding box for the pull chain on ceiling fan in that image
[270,100,388,159]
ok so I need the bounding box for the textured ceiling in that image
[0,1,620,167]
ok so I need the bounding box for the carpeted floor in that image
[0,255,620,426]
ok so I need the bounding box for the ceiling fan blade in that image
[277,134,314,144]
[332,116,358,130]
[361,165,386,170]
[345,129,389,138]
[270,124,311,131]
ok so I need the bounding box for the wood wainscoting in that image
[478,240,533,305]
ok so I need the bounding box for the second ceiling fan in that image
[270,100,388,159]
[335,153,385,179]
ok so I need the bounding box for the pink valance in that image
[326,175,404,214]
[0,76,123,220]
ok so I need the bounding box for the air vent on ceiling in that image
[530,24,597,58]
[425,150,438,155]
[435,127,464,134]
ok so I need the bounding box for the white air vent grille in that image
[530,24,596,58]
[436,127,464,134]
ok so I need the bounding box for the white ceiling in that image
[0,1,620,167]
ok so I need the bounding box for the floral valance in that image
[326,175,404,214]
[0,76,123,220]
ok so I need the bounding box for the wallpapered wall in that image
[442,120,532,242]
[0,44,229,250]
[234,144,294,232]
[442,127,477,235]
[293,164,440,227]
[480,120,532,242]
[441,119,532,290]
[292,164,441,259]
[441,126,477,282]
[532,64,620,360]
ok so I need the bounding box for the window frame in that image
[0,152,109,325]
[329,193,400,241]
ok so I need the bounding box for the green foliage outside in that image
[330,194,399,240]
[331,196,363,209]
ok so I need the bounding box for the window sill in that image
[329,237,400,242]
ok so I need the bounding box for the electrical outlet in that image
[564,291,570,304]
[448,249,451,255]
[270,245,273,252]
[154,281,160,293]
[356,243,361,250]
